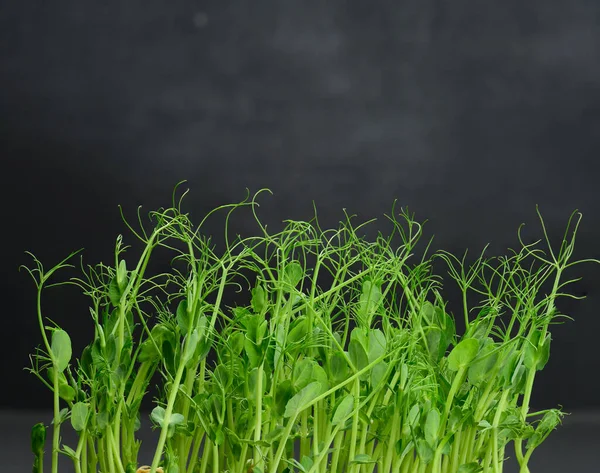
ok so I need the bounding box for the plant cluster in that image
[25,188,596,473]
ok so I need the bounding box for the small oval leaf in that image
[447,338,479,371]
[71,402,89,432]
[332,394,355,426]
[51,330,72,373]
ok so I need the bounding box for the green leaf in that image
[104,334,117,365]
[151,405,185,436]
[228,331,245,356]
[108,277,121,306]
[419,302,436,323]
[524,330,551,371]
[284,381,322,418]
[263,425,284,444]
[367,329,386,363]
[300,455,314,472]
[51,330,72,373]
[283,262,303,289]
[408,404,420,427]
[467,317,490,340]
[96,410,109,430]
[274,381,295,417]
[293,359,328,392]
[151,406,166,427]
[447,338,479,371]
[138,338,160,363]
[424,408,440,447]
[457,462,483,473]
[448,406,463,432]
[55,408,69,425]
[468,339,498,385]
[528,409,562,450]
[357,280,382,324]
[213,364,232,390]
[350,454,375,464]
[183,329,200,366]
[58,383,76,403]
[416,439,434,464]
[170,413,185,426]
[247,367,268,402]
[61,444,77,459]
[348,339,368,377]
[332,394,355,426]
[284,458,307,473]
[30,423,46,454]
[71,402,89,432]
[370,361,388,389]
[400,363,408,390]
[287,317,308,345]
[251,286,267,313]
[425,327,445,364]
[537,334,551,370]
[244,337,263,369]
[312,363,329,393]
[330,351,350,384]
[176,300,189,333]
[116,259,127,291]
[274,324,285,369]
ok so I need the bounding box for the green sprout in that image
[23,185,597,473]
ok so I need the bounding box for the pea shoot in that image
[24,187,597,473]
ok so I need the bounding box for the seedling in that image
[24,186,597,473]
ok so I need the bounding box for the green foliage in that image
[23,187,596,473]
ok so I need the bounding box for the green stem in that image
[306,423,343,473]
[198,436,210,473]
[185,430,205,473]
[51,371,60,473]
[450,429,461,473]
[300,410,309,458]
[382,409,400,473]
[73,430,87,473]
[268,413,297,473]
[107,424,126,473]
[442,367,466,430]
[150,360,187,473]
[329,430,343,473]
[212,443,219,473]
[515,366,536,468]
[348,379,361,473]
[492,391,510,473]
[254,362,264,468]
[462,289,469,330]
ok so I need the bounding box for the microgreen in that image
[24,187,597,473]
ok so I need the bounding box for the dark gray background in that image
[2,0,600,415]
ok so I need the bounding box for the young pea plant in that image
[24,187,596,473]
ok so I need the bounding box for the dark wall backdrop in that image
[2,2,599,410]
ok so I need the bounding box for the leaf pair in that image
[151,406,186,439]
[348,327,387,381]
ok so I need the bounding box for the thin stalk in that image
[347,379,361,473]
[150,360,187,473]
[329,429,344,473]
[268,412,298,473]
[492,390,510,473]
[198,436,210,473]
[382,410,399,473]
[212,443,219,473]
[254,362,265,469]
[306,423,343,473]
[51,371,61,473]
[450,429,461,473]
